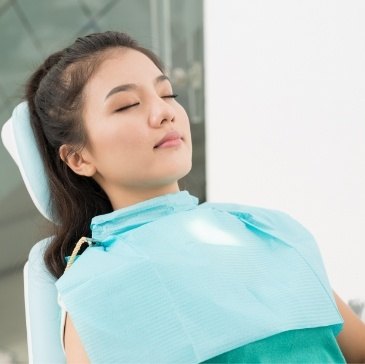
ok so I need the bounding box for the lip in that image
[154,131,183,149]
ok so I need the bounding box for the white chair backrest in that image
[1,103,65,363]
[24,239,64,363]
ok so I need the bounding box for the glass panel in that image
[168,0,206,200]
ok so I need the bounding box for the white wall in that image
[204,0,365,302]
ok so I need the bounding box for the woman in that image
[24,31,365,363]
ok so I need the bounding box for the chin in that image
[173,160,192,179]
[156,163,192,186]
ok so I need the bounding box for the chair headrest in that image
[1,102,53,221]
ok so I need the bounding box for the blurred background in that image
[0,0,204,362]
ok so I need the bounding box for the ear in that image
[59,144,96,177]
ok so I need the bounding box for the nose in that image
[148,96,175,128]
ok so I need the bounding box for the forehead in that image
[86,48,162,91]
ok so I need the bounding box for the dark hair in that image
[25,31,165,278]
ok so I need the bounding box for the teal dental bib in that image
[56,191,342,363]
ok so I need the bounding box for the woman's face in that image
[79,48,192,208]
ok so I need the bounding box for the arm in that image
[334,291,365,363]
[64,313,90,364]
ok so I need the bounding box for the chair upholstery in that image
[24,238,65,363]
[1,102,52,221]
[1,103,65,363]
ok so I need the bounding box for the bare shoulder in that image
[64,313,90,364]
[334,292,365,363]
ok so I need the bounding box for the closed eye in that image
[162,94,178,99]
[114,95,177,112]
[115,102,140,112]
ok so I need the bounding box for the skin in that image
[334,292,365,363]
[60,48,192,210]
[60,49,365,363]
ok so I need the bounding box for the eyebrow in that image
[104,74,170,101]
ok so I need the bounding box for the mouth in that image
[154,131,183,149]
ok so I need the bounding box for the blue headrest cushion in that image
[1,102,53,221]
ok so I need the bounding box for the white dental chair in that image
[1,102,65,363]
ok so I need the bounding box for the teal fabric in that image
[8,102,53,221]
[56,191,343,363]
[201,326,345,363]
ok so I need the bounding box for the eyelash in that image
[115,103,139,112]
[115,94,178,113]
[163,94,178,99]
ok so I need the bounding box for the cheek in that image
[89,124,147,162]
[179,109,192,143]
[178,105,190,126]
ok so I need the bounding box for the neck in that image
[105,183,181,210]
